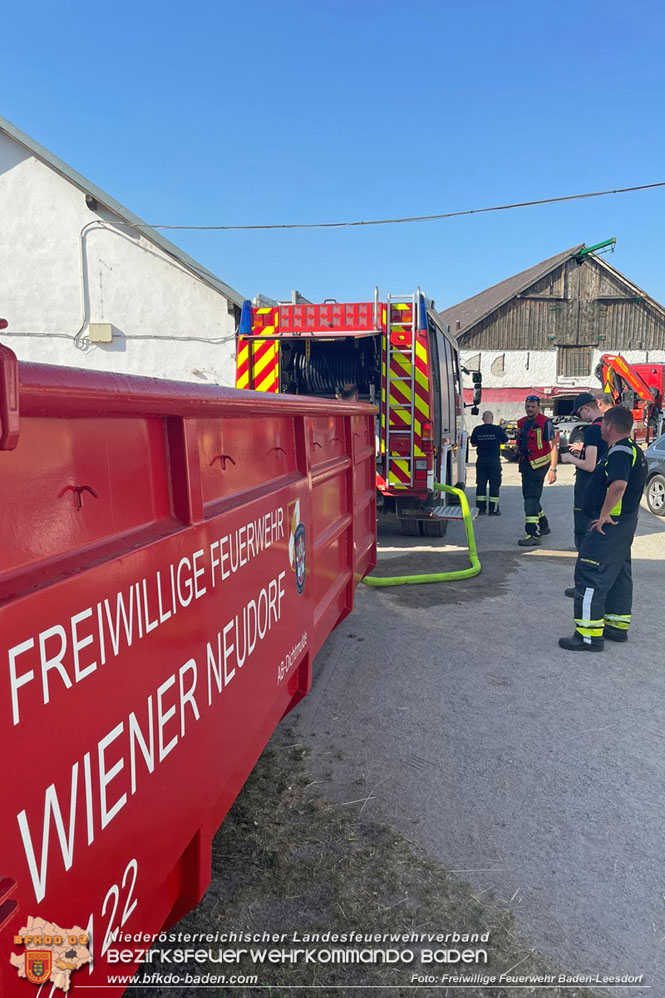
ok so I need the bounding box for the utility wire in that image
[136,181,665,231]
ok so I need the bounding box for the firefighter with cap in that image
[559,405,647,652]
[560,391,608,552]
[516,394,558,546]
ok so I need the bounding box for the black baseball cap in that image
[572,391,595,415]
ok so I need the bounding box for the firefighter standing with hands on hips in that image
[516,395,558,546]
[559,405,647,652]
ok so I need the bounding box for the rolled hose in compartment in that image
[361,483,481,586]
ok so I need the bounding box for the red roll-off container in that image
[0,348,376,996]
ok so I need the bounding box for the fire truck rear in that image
[236,289,481,536]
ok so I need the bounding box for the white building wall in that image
[0,132,239,386]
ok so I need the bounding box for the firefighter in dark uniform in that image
[559,405,647,652]
[516,395,558,546]
[560,391,608,550]
[470,411,508,516]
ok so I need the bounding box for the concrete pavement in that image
[290,461,665,991]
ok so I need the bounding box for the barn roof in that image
[0,114,244,308]
[439,244,585,339]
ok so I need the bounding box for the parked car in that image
[644,434,665,516]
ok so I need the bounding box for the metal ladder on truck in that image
[384,291,418,488]
[384,291,477,525]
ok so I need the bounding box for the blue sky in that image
[4,0,665,308]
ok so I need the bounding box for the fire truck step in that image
[431,505,479,520]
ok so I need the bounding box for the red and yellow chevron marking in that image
[380,340,387,455]
[385,337,431,460]
[388,458,412,486]
[251,307,280,337]
[378,309,432,489]
[236,336,279,393]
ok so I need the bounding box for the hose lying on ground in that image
[361,483,481,587]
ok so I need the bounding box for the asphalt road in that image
[290,460,665,992]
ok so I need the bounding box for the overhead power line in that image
[136,181,665,232]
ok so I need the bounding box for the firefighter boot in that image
[476,497,487,515]
[518,519,540,545]
[517,534,540,546]
[558,633,604,652]
[488,500,501,516]
[538,511,551,537]
[564,587,576,598]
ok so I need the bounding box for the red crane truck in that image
[236,288,482,537]
[597,353,665,444]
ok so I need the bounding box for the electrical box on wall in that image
[88,323,113,343]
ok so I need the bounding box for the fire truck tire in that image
[399,518,421,536]
[420,519,448,537]
[646,474,665,516]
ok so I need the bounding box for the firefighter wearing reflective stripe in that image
[470,410,508,516]
[516,396,558,547]
[560,392,609,549]
[559,406,648,652]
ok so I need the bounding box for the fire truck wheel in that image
[420,519,448,538]
[399,518,421,536]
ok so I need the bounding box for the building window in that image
[557,346,592,378]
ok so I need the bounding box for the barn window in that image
[557,346,592,378]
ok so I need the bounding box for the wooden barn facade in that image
[439,243,665,419]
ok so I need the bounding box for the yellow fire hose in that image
[361,483,481,587]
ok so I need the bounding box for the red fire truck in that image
[236,289,481,536]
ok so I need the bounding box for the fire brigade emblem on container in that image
[288,500,306,595]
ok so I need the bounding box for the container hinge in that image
[0,345,19,450]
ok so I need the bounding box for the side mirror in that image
[472,371,482,384]
[470,406,479,415]
[473,387,482,405]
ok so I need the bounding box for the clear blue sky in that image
[4,0,665,308]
